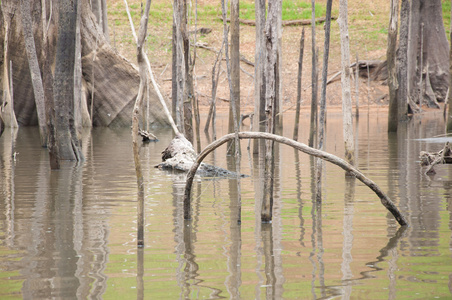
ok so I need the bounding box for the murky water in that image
[1,111,451,299]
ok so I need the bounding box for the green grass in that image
[239,0,325,21]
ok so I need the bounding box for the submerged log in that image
[420,142,452,174]
[156,134,243,177]
[183,132,408,227]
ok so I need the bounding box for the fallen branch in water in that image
[420,142,452,175]
[183,132,408,227]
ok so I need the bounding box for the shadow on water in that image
[1,112,452,299]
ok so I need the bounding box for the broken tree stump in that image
[420,142,452,175]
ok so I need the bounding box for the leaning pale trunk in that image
[338,0,354,167]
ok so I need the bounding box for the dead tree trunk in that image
[448,2,452,132]
[316,0,333,200]
[397,0,409,122]
[132,0,152,247]
[20,0,47,146]
[261,0,281,223]
[0,5,18,128]
[53,0,82,161]
[252,0,266,154]
[338,0,354,166]
[293,28,305,141]
[387,0,399,132]
[407,0,449,106]
[227,0,240,156]
[308,0,318,148]
[183,132,408,227]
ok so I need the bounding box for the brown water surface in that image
[0,111,451,299]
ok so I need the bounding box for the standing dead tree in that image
[261,0,281,223]
[183,132,408,227]
[293,28,305,141]
[387,0,399,132]
[131,0,152,247]
[315,0,333,201]
[338,0,354,167]
[308,0,318,148]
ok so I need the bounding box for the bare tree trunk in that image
[1,7,18,128]
[53,0,82,161]
[253,0,266,154]
[293,28,305,141]
[261,0,281,223]
[180,0,193,143]
[191,0,201,152]
[355,53,359,117]
[227,0,240,156]
[183,132,408,227]
[315,0,333,201]
[338,0,354,166]
[90,0,109,42]
[447,3,452,132]
[397,0,409,121]
[204,41,223,137]
[20,0,47,146]
[132,0,152,247]
[387,0,399,132]
[407,0,449,106]
[308,0,318,148]
[173,0,185,134]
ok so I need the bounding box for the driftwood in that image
[138,129,158,142]
[183,132,408,227]
[219,16,336,27]
[156,134,243,177]
[420,142,452,175]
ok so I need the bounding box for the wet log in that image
[183,132,408,227]
[138,129,158,142]
[156,133,243,177]
[420,142,452,174]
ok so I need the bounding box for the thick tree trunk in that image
[53,0,82,161]
[407,0,449,106]
[0,0,170,128]
[387,0,399,132]
[338,0,354,166]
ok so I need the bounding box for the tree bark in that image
[293,28,305,141]
[20,0,47,146]
[183,132,408,227]
[53,0,82,161]
[132,0,152,247]
[227,0,240,156]
[316,0,333,201]
[447,3,452,132]
[407,0,449,105]
[308,0,318,148]
[387,0,399,132]
[252,0,266,154]
[261,0,281,223]
[397,0,409,122]
[338,0,354,166]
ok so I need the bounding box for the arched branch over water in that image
[183,132,408,226]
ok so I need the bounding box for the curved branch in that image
[183,131,408,226]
